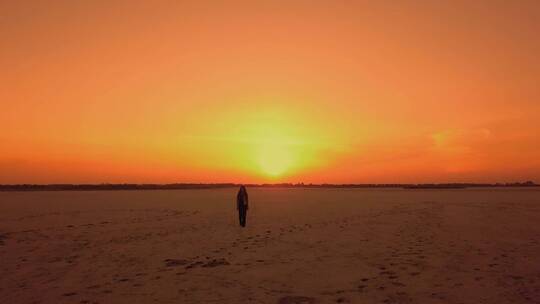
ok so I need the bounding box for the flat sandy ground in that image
[1,188,539,304]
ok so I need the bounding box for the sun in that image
[257,143,294,177]
[198,102,341,180]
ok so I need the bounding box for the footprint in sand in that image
[357,284,367,292]
[86,285,100,290]
[201,258,230,268]
[164,259,189,267]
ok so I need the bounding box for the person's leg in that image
[238,208,243,226]
[241,207,246,227]
[244,210,247,226]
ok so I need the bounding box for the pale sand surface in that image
[1,188,539,304]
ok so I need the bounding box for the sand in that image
[0,188,539,303]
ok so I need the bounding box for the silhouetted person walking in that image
[237,185,249,227]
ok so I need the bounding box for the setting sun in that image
[192,102,345,181]
[257,143,293,177]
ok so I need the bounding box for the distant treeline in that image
[0,181,537,191]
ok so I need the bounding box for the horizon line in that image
[0,181,537,191]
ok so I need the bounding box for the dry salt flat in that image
[1,187,539,304]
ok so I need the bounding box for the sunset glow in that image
[1,1,539,183]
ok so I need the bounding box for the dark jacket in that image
[237,188,249,210]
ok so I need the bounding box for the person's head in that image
[239,185,246,193]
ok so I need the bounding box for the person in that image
[236,185,249,227]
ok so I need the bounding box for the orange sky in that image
[1,1,539,184]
